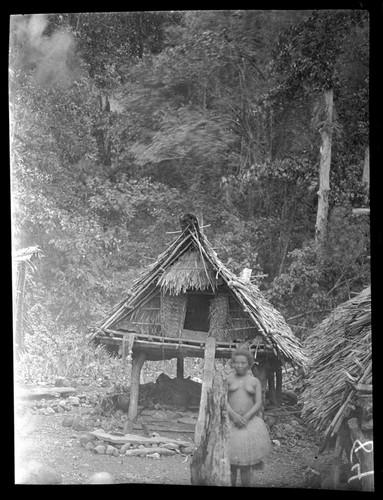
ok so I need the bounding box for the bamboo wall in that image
[116,289,259,342]
[209,294,230,340]
[160,293,187,338]
[225,294,258,340]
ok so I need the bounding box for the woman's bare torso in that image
[227,372,256,416]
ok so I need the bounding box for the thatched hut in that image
[301,286,373,490]
[93,214,309,434]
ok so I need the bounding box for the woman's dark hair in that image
[231,349,254,366]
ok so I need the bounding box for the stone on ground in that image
[72,415,88,431]
[68,396,80,406]
[120,443,131,454]
[94,444,106,454]
[55,377,71,387]
[106,445,118,455]
[79,434,94,447]
[62,415,74,427]
[85,441,95,451]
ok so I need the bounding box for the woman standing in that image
[227,349,272,487]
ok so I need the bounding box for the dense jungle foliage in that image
[10,10,370,384]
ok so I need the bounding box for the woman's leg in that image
[240,466,252,487]
[230,466,238,486]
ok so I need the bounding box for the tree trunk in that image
[315,88,334,263]
[195,337,216,446]
[125,351,146,434]
[94,92,112,166]
[190,371,231,486]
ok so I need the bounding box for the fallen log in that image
[90,429,190,447]
[16,386,77,400]
[134,425,195,434]
[124,446,176,457]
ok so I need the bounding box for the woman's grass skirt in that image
[229,415,272,467]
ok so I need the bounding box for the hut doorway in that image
[183,294,211,332]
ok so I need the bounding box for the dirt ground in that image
[14,385,333,487]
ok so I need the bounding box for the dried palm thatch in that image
[157,250,215,294]
[97,214,309,368]
[129,295,161,335]
[301,287,371,436]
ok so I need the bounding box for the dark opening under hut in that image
[301,286,373,491]
[91,214,309,437]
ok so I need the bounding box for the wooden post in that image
[320,429,348,490]
[123,333,135,373]
[190,370,231,486]
[275,364,282,407]
[121,333,127,360]
[347,417,374,491]
[176,355,184,379]
[255,361,268,418]
[125,351,146,434]
[267,368,277,407]
[195,336,216,446]
[330,427,347,489]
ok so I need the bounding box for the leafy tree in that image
[10,11,370,383]
[271,9,369,262]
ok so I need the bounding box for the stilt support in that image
[255,361,268,418]
[122,333,135,373]
[176,355,184,379]
[275,363,282,406]
[125,351,146,434]
[267,368,277,407]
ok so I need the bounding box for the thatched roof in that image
[98,214,309,368]
[301,286,371,434]
[157,250,215,294]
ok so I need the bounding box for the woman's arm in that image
[227,401,247,427]
[242,378,263,421]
